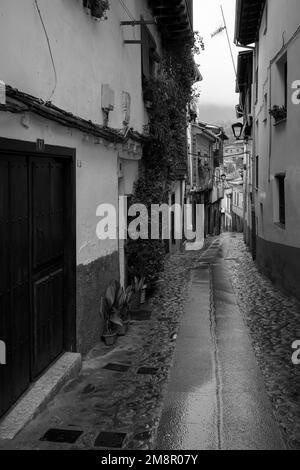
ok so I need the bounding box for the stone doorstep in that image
[0,352,82,440]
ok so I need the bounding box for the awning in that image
[235,0,266,46]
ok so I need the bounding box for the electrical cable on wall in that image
[118,0,138,40]
[34,0,58,102]
[118,0,135,21]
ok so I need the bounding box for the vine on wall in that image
[83,0,110,20]
[126,35,203,285]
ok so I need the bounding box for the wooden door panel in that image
[32,162,51,269]
[32,269,64,377]
[0,157,30,418]
[10,159,30,401]
[33,161,64,269]
[32,159,65,378]
[50,163,64,260]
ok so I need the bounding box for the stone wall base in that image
[76,251,120,354]
[257,237,300,301]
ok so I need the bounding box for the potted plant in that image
[130,276,147,309]
[83,0,110,20]
[269,105,287,124]
[100,282,123,346]
[116,285,133,336]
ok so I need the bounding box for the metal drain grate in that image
[137,367,158,375]
[103,363,130,372]
[40,428,83,444]
[130,310,151,321]
[94,431,127,448]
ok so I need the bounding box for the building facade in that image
[235,0,300,298]
[187,120,227,239]
[232,184,244,233]
[0,0,193,419]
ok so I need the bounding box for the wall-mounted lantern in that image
[232,122,243,140]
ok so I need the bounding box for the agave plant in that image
[99,281,123,335]
[132,276,146,293]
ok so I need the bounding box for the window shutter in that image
[141,24,150,82]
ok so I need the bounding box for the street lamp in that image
[232,122,243,140]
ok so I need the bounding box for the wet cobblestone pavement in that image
[0,240,213,450]
[226,234,300,450]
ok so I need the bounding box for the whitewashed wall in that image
[255,0,300,249]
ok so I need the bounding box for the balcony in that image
[149,0,194,45]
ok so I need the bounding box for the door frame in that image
[0,137,77,356]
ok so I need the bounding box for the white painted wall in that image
[0,0,161,132]
[232,187,244,219]
[254,0,300,248]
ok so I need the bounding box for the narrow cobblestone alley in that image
[1,234,299,451]
[156,235,286,450]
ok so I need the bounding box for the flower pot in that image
[117,321,129,337]
[130,292,141,311]
[89,0,109,18]
[102,332,117,346]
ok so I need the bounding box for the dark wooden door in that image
[0,156,31,417]
[0,153,67,418]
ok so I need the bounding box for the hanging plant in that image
[83,0,110,20]
[126,36,203,287]
[269,105,287,123]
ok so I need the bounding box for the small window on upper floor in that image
[263,1,268,35]
[263,93,268,122]
[255,67,259,104]
[276,53,288,111]
[274,174,286,227]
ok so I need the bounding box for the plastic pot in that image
[117,321,129,337]
[102,332,117,346]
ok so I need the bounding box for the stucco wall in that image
[255,0,300,249]
[0,0,161,133]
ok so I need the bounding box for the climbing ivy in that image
[126,36,203,285]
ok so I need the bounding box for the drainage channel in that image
[209,265,223,451]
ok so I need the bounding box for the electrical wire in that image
[34,0,57,102]
[118,0,135,21]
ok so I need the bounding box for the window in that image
[275,174,286,226]
[255,67,259,104]
[263,1,268,35]
[276,53,288,111]
[263,93,268,122]
[255,156,259,189]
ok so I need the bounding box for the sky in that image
[193,0,238,108]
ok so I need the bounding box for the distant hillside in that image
[197,103,241,143]
[197,103,237,125]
